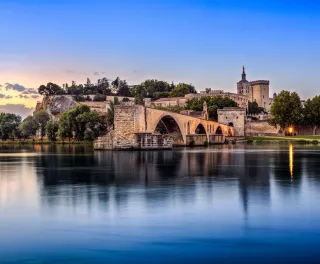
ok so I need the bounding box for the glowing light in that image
[289,144,294,178]
[288,127,293,133]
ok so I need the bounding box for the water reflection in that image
[0,144,306,217]
[289,144,294,178]
[1,144,320,263]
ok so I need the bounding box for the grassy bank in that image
[246,136,320,144]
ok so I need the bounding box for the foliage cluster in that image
[38,78,197,104]
[185,96,238,121]
[1,106,108,142]
[269,91,320,135]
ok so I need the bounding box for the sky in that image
[0,0,320,117]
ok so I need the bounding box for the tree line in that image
[38,78,197,103]
[0,105,109,141]
[269,91,320,135]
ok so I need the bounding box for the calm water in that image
[1,144,320,263]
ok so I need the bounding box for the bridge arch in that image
[154,115,185,145]
[195,123,206,134]
[215,126,223,135]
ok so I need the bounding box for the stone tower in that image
[237,66,251,98]
[236,66,270,111]
[249,80,270,111]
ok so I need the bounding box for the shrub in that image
[93,94,106,102]
[73,95,85,102]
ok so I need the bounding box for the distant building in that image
[153,97,187,108]
[187,90,249,110]
[237,66,270,111]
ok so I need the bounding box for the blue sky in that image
[0,0,320,113]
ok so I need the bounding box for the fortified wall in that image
[245,120,279,136]
[218,107,245,136]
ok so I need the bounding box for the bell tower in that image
[242,66,246,81]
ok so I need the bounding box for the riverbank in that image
[245,136,320,144]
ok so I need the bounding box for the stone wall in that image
[134,133,173,149]
[245,121,279,136]
[209,135,225,144]
[186,134,208,146]
[218,107,245,136]
[113,105,136,149]
[93,130,115,150]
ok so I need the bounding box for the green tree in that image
[269,90,302,135]
[111,77,121,94]
[133,85,147,105]
[19,116,39,139]
[46,120,59,141]
[84,78,93,94]
[58,112,73,141]
[185,96,238,121]
[169,83,196,97]
[34,110,50,140]
[0,113,22,140]
[132,79,171,100]
[97,77,111,95]
[117,80,132,97]
[77,111,108,140]
[302,96,320,135]
[106,97,120,127]
[38,82,65,96]
[248,101,264,115]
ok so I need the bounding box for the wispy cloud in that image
[0,104,34,119]
[21,88,38,95]
[4,83,26,92]
[0,93,13,99]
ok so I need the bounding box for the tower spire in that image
[242,66,246,81]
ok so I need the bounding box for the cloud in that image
[4,83,26,92]
[30,95,40,99]
[18,95,30,99]
[0,104,34,119]
[21,88,38,95]
[0,94,13,99]
[94,71,100,76]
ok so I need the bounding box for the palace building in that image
[237,66,270,111]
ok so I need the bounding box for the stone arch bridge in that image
[94,105,234,150]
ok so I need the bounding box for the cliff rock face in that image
[35,95,78,119]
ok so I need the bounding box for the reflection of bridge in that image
[95,104,234,150]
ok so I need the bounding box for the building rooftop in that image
[155,97,186,102]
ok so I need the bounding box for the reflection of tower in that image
[238,146,271,216]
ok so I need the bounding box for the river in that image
[0,144,320,263]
